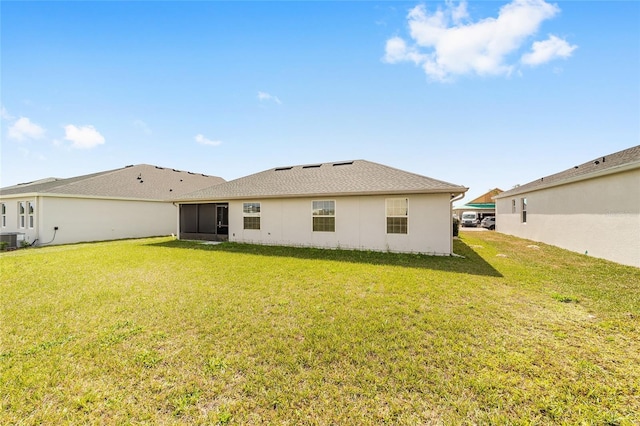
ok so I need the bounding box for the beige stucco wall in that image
[1,195,177,246]
[496,168,640,268]
[227,193,453,255]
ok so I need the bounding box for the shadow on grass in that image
[145,238,502,277]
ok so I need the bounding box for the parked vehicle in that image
[481,216,496,230]
[461,212,480,227]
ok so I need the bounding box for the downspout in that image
[450,192,465,255]
[33,195,41,246]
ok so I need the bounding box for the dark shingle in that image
[0,165,225,200]
[496,145,640,198]
[178,160,467,201]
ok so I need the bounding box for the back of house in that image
[175,160,468,256]
[0,164,225,247]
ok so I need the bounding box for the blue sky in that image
[2,1,638,203]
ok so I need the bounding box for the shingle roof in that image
[0,164,225,200]
[495,145,640,199]
[178,160,467,201]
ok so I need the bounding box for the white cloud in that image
[257,91,282,105]
[64,124,105,149]
[132,119,152,134]
[521,34,577,66]
[385,0,573,81]
[8,117,46,141]
[1,106,14,120]
[195,134,222,147]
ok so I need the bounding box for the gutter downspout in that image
[450,192,466,255]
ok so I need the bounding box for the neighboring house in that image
[0,164,224,247]
[176,160,468,255]
[453,188,503,220]
[494,146,640,268]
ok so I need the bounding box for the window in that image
[312,200,335,232]
[1,203,5,227]
[18,201,26,228]
[511,199,516,214]
[243,202,261,230]
[27,201,35,228]
[521,198,527,223]
[386,198,408,234]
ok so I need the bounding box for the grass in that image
[1,232,639,425]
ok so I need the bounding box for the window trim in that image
[312,200,335,232]
[18,201,26,229]
[242,202,261,230]
[27,201,35,229]
[521,197,527,223]
[1,203,5,228]
[511,199,516,214]
[386,198,408,234]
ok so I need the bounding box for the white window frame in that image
[521,198,527,223]
[386,198,408,234]
[27,201,35,229]
[511,199,516,214]
[1,203,6,228]
[312,200,335,232]
[243,202,261,230]
[18,201,26,229]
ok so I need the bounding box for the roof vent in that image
[125,165,134,168]
[155,166,164,170]
[302,164,322,169]
[173,169,179,172]
[188,172,195,175]
[574,166,579,169]
[594,160,600,165]
[275,166,293,171]
[332,161,353,166]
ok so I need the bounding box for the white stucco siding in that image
[496,168,640,268]
[0,197,39,244]
[14,196,178,246]
[228,193,453,255]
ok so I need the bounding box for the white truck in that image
[461,211,480,227]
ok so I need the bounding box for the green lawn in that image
[1,233,639,425]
